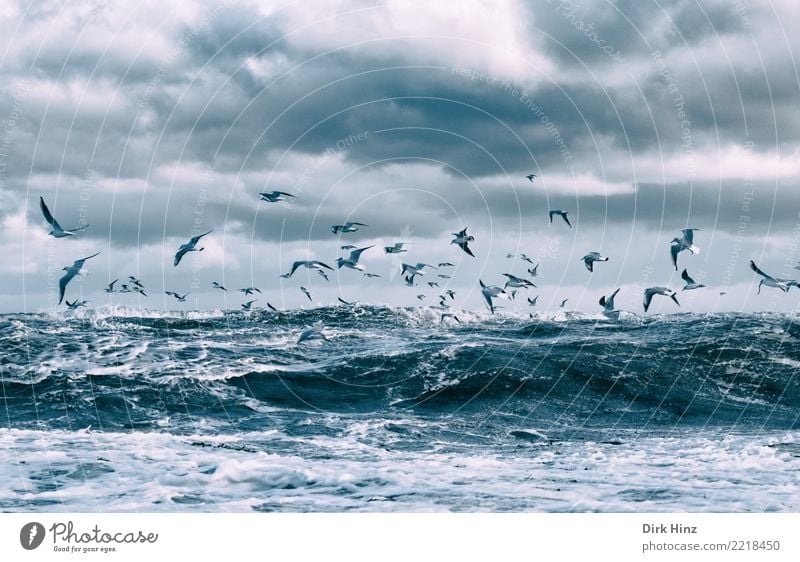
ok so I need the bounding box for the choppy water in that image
[2,306,799,511]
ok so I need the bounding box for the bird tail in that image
[688,245,700,254]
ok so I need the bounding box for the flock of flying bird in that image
[40,178,800,324]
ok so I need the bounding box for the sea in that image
[1,305,799,512]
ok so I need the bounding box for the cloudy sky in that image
[2,0,800,314]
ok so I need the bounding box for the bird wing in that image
[643,288,657,311]
[583,257,593,272]
[75,252,100,267]
[276,191,295,197]
[350,222,368,227]
[548,211,555,223]
[670,242,680,270]
[458,241,475,257]
[562,213,572,228]
[749,260,774,281]
[174,246,189,266]
[190,229,213,244]
[682,229,697,244]
[599,296,607,307]
[349,245,373,261]
[681,269,695,284]
[481,289,494,313]
[39,197,62,230]
[58,271,74,304]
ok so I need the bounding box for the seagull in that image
[527,264,539,277]
[444,289,456,300]
[286,260,334,277]
[336,245,373,271]
[438,262,454,267]
[526,174,537,182]
[298,326,327,344]
[416,294,426,301]
[643,287,680,312]
[174,230,213,267]
[520,253,535,264]
[506,253,514,259]
[331,222,367,234]
[451,227,475,257]
[582,252,609,272]
[527,296,538,307]
[212,281,228,291]
[165,291,189,302]
[65,299,89,310]
[401,262,435,280]
[259,190,295,203]
[479,280,509,314]
[58,252,100,304]
[104,279,118,293]
[681,269,706,291]
[749,260,798,294]
[119,284,132,293]
[384,242,411,254]
[300,286,312,301]
[238,287,261,295]
[128,276,144,288]
[364,272,381,278]
[317,269,330,281]
[133,287,148,297]
[599,288,621,313]
[427,281,440,288]
[502,273,536,289]
[39,196,89,237]
[549,210,571,228]
[341,245,356,250]
[509,289,518,300]
[559,298,569,308]
[403,275,417,286]
[441,313,461,323]
[437,274,451,279]
[670,229,700,270]
[337,297,356,306]
[241,300,257,310]
[266,302,279,312]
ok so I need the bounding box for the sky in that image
[1,0,800,314]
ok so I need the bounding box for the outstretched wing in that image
[643,288,656,312]
[349,245,374,262]
[682,228,698,244]
[562,213,572,228]
[548,211,555,223]
[599,296,607,307]
[749,260,773,280]
[276,191,295,198]
[174,246,189,267]
[583,257,594,272]
[58,271,73,304]
[670,242,680,270]
[681,269,694,284]
[458,241,475,257]
[190,229,213,244]
[350,222,368,227]
[39,197,62,230]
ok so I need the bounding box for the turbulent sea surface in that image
[2,305,800,512]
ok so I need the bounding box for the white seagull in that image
[401,262,436,280]
[59,252,100,304]
[384,242,411,254]
[174,230,213,267]
[479,279,509,314]
[549,210,571,228]
[582,252,609,272]
[599,288,621,313]
[300,286,312,301]
[241,300,257,310]
[527,295,538,307]
[643,287,680,312]
[451,227,475,257]
[104,279,118,293]
[212,281,228,291]
[502,273,536,289]
[259,190,295,203]
[39,196,89,238]
[286,260,334,277]
[749,260,798,294]
[331,222,368,234]
[165,291,189,302]
[526,174,537,182]
[336,245,373,271]
[238,287,261,295]
[681,269,706,291]
[670,229,700,270]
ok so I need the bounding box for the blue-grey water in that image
[2,306,800,511]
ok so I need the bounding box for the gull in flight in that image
[451,227,475,257]
[506,253,514,259]
[59,252,100,304]
[119,284,132,293]
[670,229,700,270]
[681,269,706,291]
[599,288,621,314]
[364,272,381,278]
[749,260,799,293]
[427,281,440,288]
[104,279,118,293]
[212,281,228,291]
[526,174,537,182]
[238,287,261,295]
[520,253,535,265]
[401,262,436,281]
[437,274,451,279]
[403,275,416,286]
[165,291,189,302]
[174,230,213,267]
[444,289,455,300]
[331,222,368,234]
[416,294,426,301]
[300,286,312,301]
[384,242,411,254]
[582,252,609,272]
[128,276,144,288]
[266,302,279,312]
[337,297,356,306]
[336,245,373,271]
[133,286,148,297]
[527,295,538,307]
[502,273,536,289]
[259,190,295,203]
[549,210,571,228]
[479,279,509,314]
[438,262,454,267]
[65,299,89,310]
[643,287,680,312]
[341,244,356,250]
[559,298,569,308]
[241,300,257,310]
[527,264,539,277]
[39,196,89,238]
[441,313,461,323]
[286,260,334,277]
[317,269,330,282]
